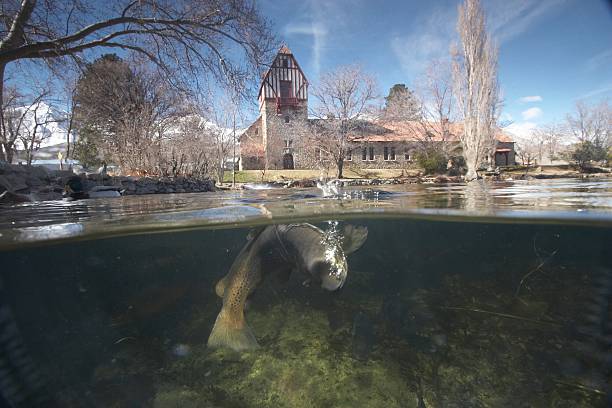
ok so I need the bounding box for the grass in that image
[222,168,415,183]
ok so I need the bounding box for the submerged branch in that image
[442,306,563,327]
[515,249,559,297]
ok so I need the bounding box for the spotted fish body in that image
[207,223,367,351]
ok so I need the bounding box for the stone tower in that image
[258,45,308,169]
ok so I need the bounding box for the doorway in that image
[282,153,294,169]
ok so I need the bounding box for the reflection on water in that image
[1,219,610,407]
[0,178,611,246]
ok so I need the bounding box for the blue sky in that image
[260,0,612,138]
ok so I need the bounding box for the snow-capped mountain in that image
[13,101,71,150]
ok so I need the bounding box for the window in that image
[345,149,352,161]
[280,80,292,99]
[368,146,374,160]
[284,139,293,148]
[404,149,412,161]
[384,146,396,160]
[362,148,367,161]
[284,116,290,123]
[254,128,258,135]
[281,57,289,68]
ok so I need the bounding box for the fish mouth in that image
[321,269,346,291]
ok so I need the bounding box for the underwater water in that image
[1,179,611,407]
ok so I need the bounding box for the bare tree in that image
[74,55,185,173]
[310,65,379,178]
[158,114,211,178]
[0,0,275,161]
[533,123,564,164]
[452,0,501,181]
[19,97,64,165]
[204,99,237,184]
[0,86,47,162]
[514,135,540,166]
[60,76,78,166]
[409,59,458,158]
[566,100,611,148]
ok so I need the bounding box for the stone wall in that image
[0,162,215,202]
[261,101,309,170]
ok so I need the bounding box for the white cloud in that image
[391,6,456,76]
[282,0,359,79]
[584,48,612,72]
[487,0,569,43]
[284,22,327,78]
[391,0,566,78]
[521,107,543,120]
[506,121,537,139]
[577,82,612,100]
[519,95,542,103]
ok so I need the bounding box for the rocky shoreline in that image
[0,162,215,203]
[2,162,610,204]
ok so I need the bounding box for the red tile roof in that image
[348,120,514,143]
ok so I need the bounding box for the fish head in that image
[309,243,348,291]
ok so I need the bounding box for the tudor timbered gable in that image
[258,45,308,113]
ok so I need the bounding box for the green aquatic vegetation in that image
[155,302,418,408]
[89,260,607,408]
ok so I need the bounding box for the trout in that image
[207,223,368,351]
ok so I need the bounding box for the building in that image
[239,45,515,171]
[240,44,309,170]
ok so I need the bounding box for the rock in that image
[50,169,76,179]
[0,161,12,174]
[0,173,28,192]
[28,165,50,179]
[0,174,15,192]
[0,190,33,204]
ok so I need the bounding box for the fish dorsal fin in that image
[246,227,266,242]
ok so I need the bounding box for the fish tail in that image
[207,308,259,351]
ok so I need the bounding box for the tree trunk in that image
[0,63,6,162]
[464,149,479,181]
[337,156,344,179]
[465,166,478,181]
[5,144,13,163]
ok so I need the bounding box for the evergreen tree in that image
[383,84,421,121]
[73,126,103,169]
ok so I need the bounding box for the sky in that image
[259,0,612,138]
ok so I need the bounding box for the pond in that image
[1,178,611,407]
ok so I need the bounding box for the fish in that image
[207,223,368,352]
[0,276,58,407]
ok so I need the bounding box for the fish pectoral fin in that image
[342,225,368,255]
[215,276,230,298]
[207,310,259,352]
